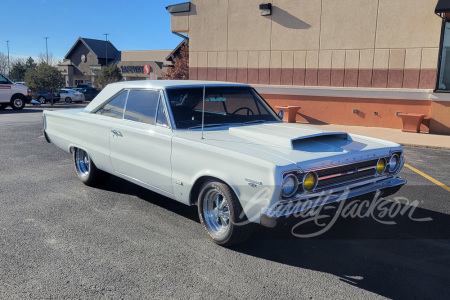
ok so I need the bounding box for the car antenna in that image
[201,85,205,140]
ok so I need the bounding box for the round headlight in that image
[302,172,318,192]
[376,158,386,175]
[388,154,400,172]
[282,174,299,197]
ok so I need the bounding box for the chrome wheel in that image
[198,180,256,246]
[11,97,25,110]
[74,148,90,177]
[202,188,230,236]
[13,99,23,107]
[38,97,46,104]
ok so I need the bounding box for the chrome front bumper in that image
[260,177,406,227]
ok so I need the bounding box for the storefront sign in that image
[121,65,152,74]
[90,66,101,75]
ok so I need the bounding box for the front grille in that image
[281,152,403,201]
[316,169,375,190]
[290,158,382,196]
[315,159,378,177]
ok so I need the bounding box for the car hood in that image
[175,122,401,171]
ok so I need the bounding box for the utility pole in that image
[103,33,109,66]
[44,37,49,64]
[6,40,10,76]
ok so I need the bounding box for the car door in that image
[109,89,174,194]
[0,74,12,103]
[59,90,68,99]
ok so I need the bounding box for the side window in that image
[156,95,169,127]
[0,74,9,84]
[96,90,128,119]
[124,90,159,125]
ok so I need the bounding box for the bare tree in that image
[38,53,60,66]
[0,52,8,74]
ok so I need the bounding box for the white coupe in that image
[43,80,406,246]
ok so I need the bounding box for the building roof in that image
[166,40,188,62]
[64,37,119,60]
[120,50,172,63]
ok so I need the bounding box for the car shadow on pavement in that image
[102,175,200,223]
[0,108,45,114]
[0,104,87,114]
[230,186,450,299]
[98,176,450,299]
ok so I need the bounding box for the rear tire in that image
[73,148,110,187]
[10,96,26,110]
[197,180,256,246]
[38,96,46,104]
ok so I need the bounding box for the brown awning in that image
[166,2,190,14]
[436,0,450,14]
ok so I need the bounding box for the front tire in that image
[65,97,72,103]
[198,180,256,246]
[73,148,110,186]
[38,96,46,104]
[10,97,26,110]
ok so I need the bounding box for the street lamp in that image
[44,37,49,64]
[103,33,109,66]
[6,40,10,76]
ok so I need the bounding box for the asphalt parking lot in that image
[1,104,450,299]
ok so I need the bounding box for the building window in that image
[438,22,450,90]
[74,80,84,85]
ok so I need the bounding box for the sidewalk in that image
[304,123,450,150]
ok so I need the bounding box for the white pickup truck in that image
[0,72,32,110]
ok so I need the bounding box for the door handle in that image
[111,130,123,137]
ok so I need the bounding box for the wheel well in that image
[190,176,226,206]
[11,93,25,101]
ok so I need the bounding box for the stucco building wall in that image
[170,0,450,134]
[184,0,441,90]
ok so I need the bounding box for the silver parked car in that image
[58,88,85,103]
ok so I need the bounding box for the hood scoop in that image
[229,125,350,150]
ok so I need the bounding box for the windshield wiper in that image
[188,123,225,129]
[243,120,266,124]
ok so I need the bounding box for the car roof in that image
[106,80,250,89]
[83,80,252,113]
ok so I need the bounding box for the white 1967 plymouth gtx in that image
[43,80,406,246]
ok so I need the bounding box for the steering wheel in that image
[231,107,255,116]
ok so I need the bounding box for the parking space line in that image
[404,163,450,193]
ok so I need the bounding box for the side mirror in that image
[278,109,284,119]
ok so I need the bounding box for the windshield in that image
[166,86,280,129]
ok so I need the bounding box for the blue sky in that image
[1,0,184,61]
